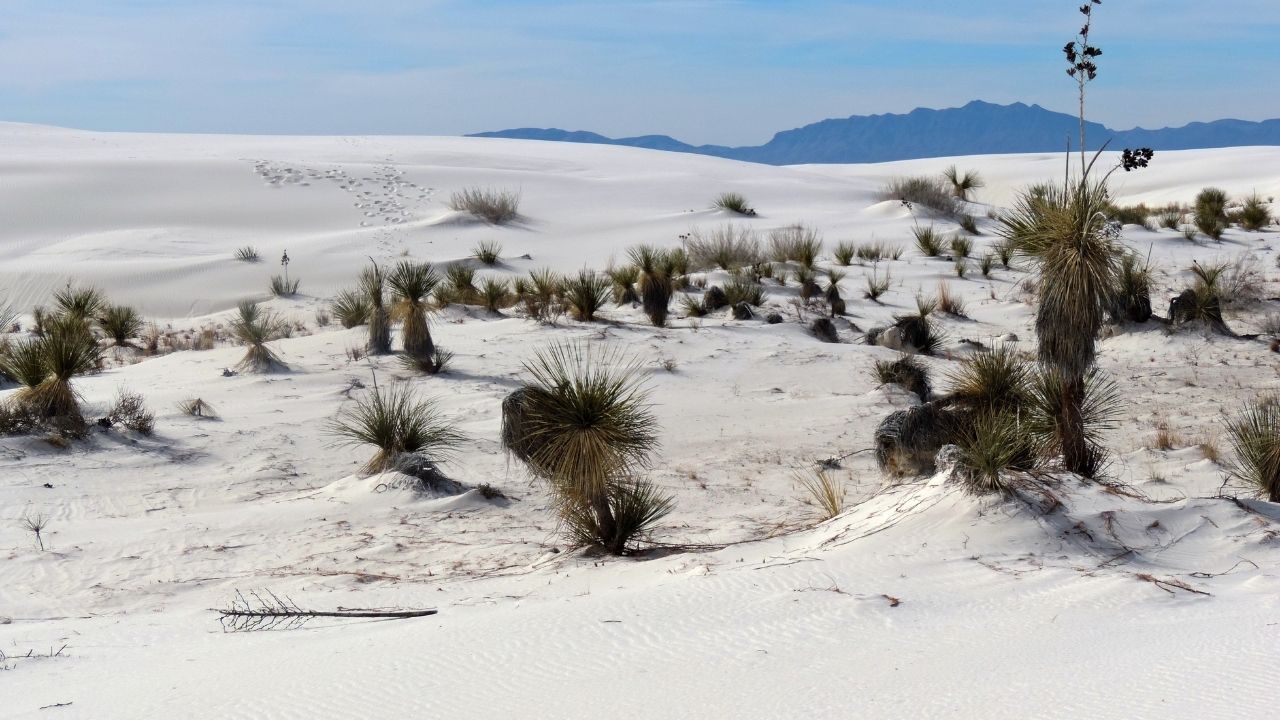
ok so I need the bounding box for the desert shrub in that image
[1239,194,1272,231]
[2,315,100,428]
[953,257,968,278]
[795,266,820,304]
[1224,398,1280,501]
[722,274,766,307]
[178,397,216,418]
[98,305,143,346]
[856,241,899,262]
[480,277,512,313]
[913,225,943,257]
[361,263,392,354]
[702,285,728,312]
[562,270,610,321]
[1159,210,1181,230]
[1,337,51,390]
[979,253,995,277]
[888,311,943,355]
[768,224,822,268]
[327,382,463,474]
[472,240,503,265]
[106,388,154,435]
[936,282,966,316]
[330,288,371,328]
[667,248,690,277]
[269,274,300,297]
[606,265,640,305]
[713,192,755,216]
[314,308,331,326]
[794,467,847,521]
[402,346,455,376]
[1108,203,1152,226]
[881,176,959,218]
[449,187,520,224]
[873,353,931,401]
[1109,252,1153,323]
[1182,226,1198,242]
[439,265,478,306]
[235,245,260,262]
[958,214,980,235]
[520,268,563,323]
[388,260,441,362]
[942,165,984,201]
[1221,253,1265,305]
[1024,367,1121,478]
[629,246,676,327]
[950,234,972,258]
[1194,187,1228,240]
[230,300,287,373]
[952,411,1038,495]
[679,294,708,318]
[833,241,856,266]
[501,343,669,554]
[685,224,760,271]
[994,238,1015,268]
[53,285,106,322]
[823,269,847,315]
[864,267,890,302]
[946,344,1030,413]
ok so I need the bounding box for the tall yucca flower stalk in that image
[360,262,392,354]
[503,342,665,554]
[1000,180,1119,475]
[387,261,440,362]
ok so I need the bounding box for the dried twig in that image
[214,589,437,631]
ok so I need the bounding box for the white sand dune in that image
[1,125,1278,718]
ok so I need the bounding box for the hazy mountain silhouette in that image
[470,100,1280,165]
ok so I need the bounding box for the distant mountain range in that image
[469,100,1280,165]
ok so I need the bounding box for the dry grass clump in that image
[562,270,610,321]
[936,282,966,316]
[330,288,371,328]
[881,176,959,218]
[230,300,288,373]
[713,191,756,216]
[328,382,463,475]
[685,224,760,271]
[768,224,822,268]
[450,187,520,224]
[1224,397,1280,501]
[0,315,101,434]
[864,267,890,302]
[472,240,503,265]
[501,342,670,554]
[1148,419,1182,451]
[794,467,847,521]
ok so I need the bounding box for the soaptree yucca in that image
[9,315,101,421]
[360,263,392,354]
[562,270,610,322]
[328,382,463,474]
[230,300,287,372]
[98,305,143,346]
[628,245,676,328]
[942,165,984,201]
[53,285,106,323]
[1224,398,1280,502]
[330,288,371,328]
[387,260,440,362]
[501,342,669,554]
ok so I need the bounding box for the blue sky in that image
[1,0,1276,145]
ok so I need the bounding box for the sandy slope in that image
[1,125,1279,718]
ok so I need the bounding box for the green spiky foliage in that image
[979,253,995,277]
[98,305,143,346]
[327,382,463,474]
[1,337,51,389]
[864,268,890,302]
[950,234,972,258]
[387,260,441,361]
[449,187,520,224]
[230,300,287,373]
[10,314,101,422]
[1110,251,1153,323]
[953,410,1038,495]
[502,342,666,554]
[442,264,478,306]
[946,344,1031,414]
[1239,194,1272,231]
[480,277,512,313]
[913,225,943,257]
[472,240,503,265]
[679,294,708,317]
[562,270,610,321]
[1024,367,1121,478]
[943,165,985,201]
[628,245,675,327]
[1194,187,1228,239]
[330,288,371,328]
[722,273,766,307]
[521,268,563,322]
[833,241,856,266]
[767,225,823,268]
[999,179,1119,475]
[53,285,106,323]
[606,265,640,305]
[795,265,820,304]
[713,191,754,215]
[269,274,300,297]
[1224,398,1280,501]
[360,263,392,354]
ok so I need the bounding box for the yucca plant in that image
[793,467,847,521]
[946,344,1030,413]
[833,241,856,266]
[98,305,143,346]
[1239,194,1272,231]
[269,274,300,297]
[1224,398,1280,501]
[873,353,931,401]
[387,260,441,362]
[235,245,260,262]
[521,268,563,323]
[480,277,511,313]
[958,214,980,235]
[230,300,287,372]
[953,411,1038,495]
[440,264,478,306]
[950,234,972,258]
[913,225,943,257]
[864,267,890,302]
[953,257,968,279]
[999,179,1119,476]
[12,314,101,421]
[53,285,106,323]
[0,337,51,390]
[943,165,985,201]
[606,265,640,305]
[330,288,371,328]
[562,270,610,321]
[628,245,675,327]
[1024,367,1121,478]
[1194,187,1228,239]
[979,253,995,277]
[360,263,392,354]
[328,382,464,474]
[994,238,1015,268]
[722,273,766,307]
[713,191,755,216]
[472,240,503,265]
[1110,251,1153,323]
[501,342,667,554]
[795,265,820,304]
